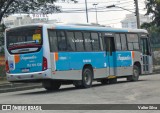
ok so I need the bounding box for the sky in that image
[4,0,146,28]
[46,0,147,28]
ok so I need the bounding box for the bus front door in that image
[104,35,115,76]
[140,36,152,74]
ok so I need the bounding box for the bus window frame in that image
[90,31,102,52]
[82,31,93,51]
[139,33,151,55]
[7,26,43,54]
[102,32,115,53]
[65,30,76,52]
[56,30,103,52]
[114,32,128,51]
[126,33,141,51]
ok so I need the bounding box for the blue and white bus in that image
[5,23,152,90]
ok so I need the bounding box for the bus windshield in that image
[6,26,42,54]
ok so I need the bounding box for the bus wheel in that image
[100,79,109,84]
[42,80,61,91]
[82,68,93,88]
[108,78,117,84]
[127,65,139,81]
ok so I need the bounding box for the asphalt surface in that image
[0,74,160,113]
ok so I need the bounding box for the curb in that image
[0,83,42,93]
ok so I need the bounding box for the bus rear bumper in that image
[6,69,52,82]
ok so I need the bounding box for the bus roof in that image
[6,23,148,34]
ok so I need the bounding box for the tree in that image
[0,24,5,47]
[0,0,77,23]
[145,0,160,27]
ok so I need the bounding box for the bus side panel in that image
[51,51,108,80]
[69,52,108,79]
[114,51,133,76]
[50,52,82,80]
[132,51,143,74]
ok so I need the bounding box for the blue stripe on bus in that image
[55,51,132,71]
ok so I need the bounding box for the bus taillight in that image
[42,57,48,71]
[5,60,9,73]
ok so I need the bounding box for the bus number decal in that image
[27,63,42,67]
[83,59,91,63]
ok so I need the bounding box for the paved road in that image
[0,74,160,113]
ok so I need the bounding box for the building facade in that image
[3,15,57,28]
[121,13,151,29]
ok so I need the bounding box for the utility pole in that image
[134,0,140,29]
[85,0,89,23]
[93,3,98,24]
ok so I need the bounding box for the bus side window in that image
[74,32,85,51]
[141,38,150,55]
[48,30,58,52]
[83,32,92,51]
[120,34,127,50]
[99,33,103,51]
[115,34,122,50]
[91,32,101,51]
[66,31,76,51]
[57,31,67,51]
[127,34,139,51]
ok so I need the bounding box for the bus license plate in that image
[21,68,30,72]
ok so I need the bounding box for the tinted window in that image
[74,32,84,51]
[115,34,121,50]
[7,27,42,54]
[57,31,67,51]
[99,33,103,50]
[48,30,58,52]
[84,32,92,51]
[120,34,127,50]
[127,34,139,42]
[127,34,139,50]
[133,43,139,50]
[66,31,76,51]
[128,43,133,50]
[91,33,100,51]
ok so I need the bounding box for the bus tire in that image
[108,78,117,84]
[82,68,93,88]
[127,65,139,81]
[42,80,61,91]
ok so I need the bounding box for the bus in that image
[5,23,153,90]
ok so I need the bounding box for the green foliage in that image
[0,24,5,46]
[145,0,160,27]
[141,22,160,33]
[0,33,4,46]
[142,0,160,32]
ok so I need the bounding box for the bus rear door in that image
[140,34,152,74]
